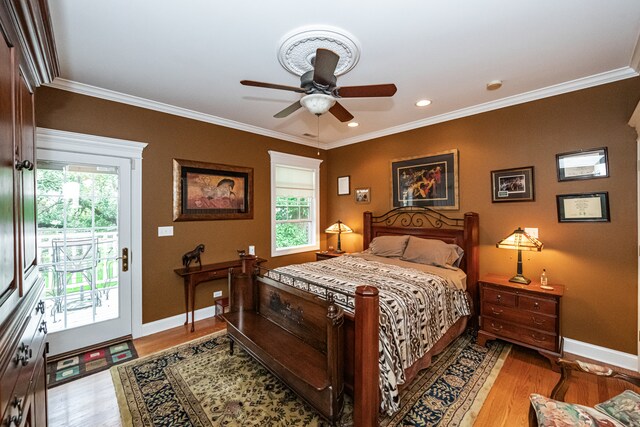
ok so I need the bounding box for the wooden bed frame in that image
[228,207,479,426]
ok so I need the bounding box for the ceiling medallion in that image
[278,26,361,77]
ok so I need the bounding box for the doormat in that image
[47,340,138,388]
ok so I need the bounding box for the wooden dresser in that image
[477,274,564,368]
[0,1,58,426]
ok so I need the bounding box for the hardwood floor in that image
[47,318,226,427]
[48,320,639,426]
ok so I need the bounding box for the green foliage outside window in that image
[37,169,118,229]
[275,196,312,248]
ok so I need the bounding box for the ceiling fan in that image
[241,48,397,122]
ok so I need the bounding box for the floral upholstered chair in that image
[529,358,640,426]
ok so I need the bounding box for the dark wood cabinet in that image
[0,20,17,313]
[477,274,564,368]
[0,1,57,426]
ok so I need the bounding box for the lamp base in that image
[509,274,531,285]
[333,249,345,254]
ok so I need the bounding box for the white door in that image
[36,150,132,356]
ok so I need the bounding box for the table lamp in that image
[496,227,543,284]
[325,220,353,253]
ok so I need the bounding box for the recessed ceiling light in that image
[486,80,503,90]
[347,122,359,127]
[415,99,432,107]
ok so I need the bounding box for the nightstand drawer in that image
[518,294,557,315]
[482,302,556,333]
[482,318,557,352]
[482,286,516,307]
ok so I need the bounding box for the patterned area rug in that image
[111,331,509,426]
[48,340,137,388]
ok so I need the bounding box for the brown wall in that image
[326,77,640,354]
[35,78,640,353]
[35,87,328,323]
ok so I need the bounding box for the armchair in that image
[529,358,640,426]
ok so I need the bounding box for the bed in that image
[230,207,479,426]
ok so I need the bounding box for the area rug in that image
[111,331,509,426]
[47,340,138,388]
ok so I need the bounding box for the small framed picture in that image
[337,176,350,196]
[491,166,535,203]
[556,147,608,182]
[557,192,610,222]
[355,187,370,204]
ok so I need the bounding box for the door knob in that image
[15,159,34,171]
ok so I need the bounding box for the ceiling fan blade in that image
[274,101,303,118]
[241,80,305,93]
[329,101,354,122]
[313,49,339,86]
[336,84,398,98]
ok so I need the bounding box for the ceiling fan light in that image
[300,94,336,115]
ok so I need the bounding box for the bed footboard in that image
[230,263,381,426]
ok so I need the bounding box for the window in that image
[269,151,322,257]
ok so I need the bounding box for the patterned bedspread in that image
[266,255,471,415]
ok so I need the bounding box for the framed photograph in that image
[556,147,608,182]
[491,166,535,203]
[557,192,610,223]
[173,158,253,221]
[391,149,458,210]
[355,187,370,204]
[337,176,350,195]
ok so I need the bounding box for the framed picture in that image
[556,147,608,182]
[491,166,535,203]
[173,158,253,221]
[337,176,350,196]
[557,192,610,222]
[355,187,370,204]
[391,149,458,210]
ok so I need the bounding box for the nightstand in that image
[477,273,564,369]
[315,251,345,261]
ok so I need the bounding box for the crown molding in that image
[47,67,638,152]
[326,66,639,149]
[45,78,322,148]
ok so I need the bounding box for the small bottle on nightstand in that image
[540,269,553,290]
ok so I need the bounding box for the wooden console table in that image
[174,256,266,331]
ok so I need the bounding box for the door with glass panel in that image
[36,150,131,356]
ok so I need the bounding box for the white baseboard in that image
[136,306,216,338]
[563,338,638,372]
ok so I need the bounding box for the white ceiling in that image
[47,1,640,149]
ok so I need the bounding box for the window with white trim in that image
[269,151,322,257]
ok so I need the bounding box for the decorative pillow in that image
[595,390,640,426]
[529,393,624,427]
[400,236,463,268]
[368,235,410,258]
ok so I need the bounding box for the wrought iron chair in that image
[51,237,101,319]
